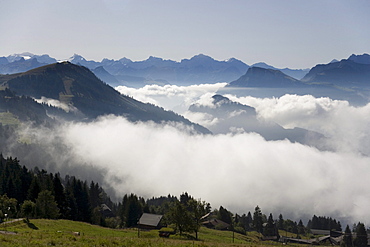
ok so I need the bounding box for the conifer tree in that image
[354,223,367,247]
[278,214,284,230]
[253,205,263,233]
[343,225,353,247]
[298,219,306,235]
[263,213,276,236]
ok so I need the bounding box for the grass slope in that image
[1,219,281,247]
[0,112,20,126]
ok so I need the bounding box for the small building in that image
[138,213,163,230]
[101,204,114,218]
[202,218,230,230]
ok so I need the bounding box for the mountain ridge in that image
[222,55,370,105]
[0,52,315,86]
[0,62,211,134]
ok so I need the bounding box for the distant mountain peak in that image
[146,56,163,61]
[227,66,301,88]
[118,57,132,64]
[189,54,214,61]
[7,52,35,62]
[251,62,276,70]
[348,53,370,64]
[69,54,86,62]
[225,58,237,62]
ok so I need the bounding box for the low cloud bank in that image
[116,83,227,113]
[49,115,369,225]
[225,94,370,155]
[117,84,370,156]
[18,84,370,226]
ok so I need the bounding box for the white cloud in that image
[44,115,370,225]
[21,85,370,226]
[35,96,78,113]
[183,111,219,129]
[115,83,227,114]
[225,94,370,155]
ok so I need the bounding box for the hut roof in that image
[138,213,163,227]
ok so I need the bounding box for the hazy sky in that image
[1,0,369,68]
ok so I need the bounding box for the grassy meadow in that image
[0,219,293,247]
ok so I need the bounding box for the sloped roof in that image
[311,229,330,235]
[101,204,112,212]
[138,213,163,227]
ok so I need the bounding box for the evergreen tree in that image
[71,178,91,222]
[65,179,78,220]
[126,194,143,227]
[343,225,353,247]
[278,214,284,230]
[263,213,277,237]
[119,194,143,227]
[253,205,263,233]
[179,192,191,205]
[52,174,68,218]
[298,219,306,235]
[354,223,367,247]
[218,206,232,225]
[89,181,102,209]
[238,212,253,231]
[27,176,41,201]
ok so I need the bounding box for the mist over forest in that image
[5,82,368,227]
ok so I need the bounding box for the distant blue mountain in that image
[228,67,302,88]
[222,54,370,105]
[251,62,309,80]
[1,52,368,93]
[301,56,370,87]
[348,53,370,64]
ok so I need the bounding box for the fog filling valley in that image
[21,83,370,225]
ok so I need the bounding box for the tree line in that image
[0,154,368,246]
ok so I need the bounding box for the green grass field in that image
[0,219,292,247]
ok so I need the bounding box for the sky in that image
[1,0,370,68]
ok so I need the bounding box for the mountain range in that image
[0,62,210,134]
[222,54,370,105]
[0,52,309,87]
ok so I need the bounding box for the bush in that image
[234,226,246,235]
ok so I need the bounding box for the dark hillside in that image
[301,59,370,87]
[0,62,210,133]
